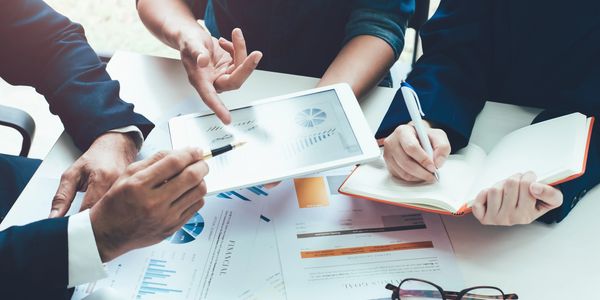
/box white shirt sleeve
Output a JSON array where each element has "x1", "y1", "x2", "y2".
[
  {"x1": 108, "y1": 125, "x2": 144, "y2": 149},
  {"x1": 67, "y1": 209, "x2": 107, "y2": 288},
  {"x1": 66, "y1": 126, "x2": 144, "y2": 288}
]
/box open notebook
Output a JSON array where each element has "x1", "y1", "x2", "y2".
[{"x1": 339, "y1": 113, "x2": 595, "y2": 215}]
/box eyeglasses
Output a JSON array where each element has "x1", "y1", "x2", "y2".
[{"x1": 385, "y1": 278, "x2": 518, "y2": 300}]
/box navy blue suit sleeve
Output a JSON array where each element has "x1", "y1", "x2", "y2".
[
  {"x1": 376, "y1": 0, "x2": 492, "y2": 151},
  {"x1": 0, "y1": 0, "x2": 154, "y2": 151},
  {"x1": 0, "y1": 217, "x2": 72, "y2": 299}
]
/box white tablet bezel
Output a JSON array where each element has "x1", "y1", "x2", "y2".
[{"x1": 168, "y1": 83, "x2": 380, "y2": 194}]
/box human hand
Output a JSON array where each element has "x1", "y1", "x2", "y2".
[
  {"x1": 471, "y1": 172, "x2": 563, "y2": 226},
  {"x1": 178, "y1": 27, "x2": 262, "y2": 124},
  {"x1": 383, "y1": 122, "x2": 451, "y2": 182},
  {"x1": 49, "y1": 132, "x2": 139, "y2": 218},
  {"x1": 90, "y1": 148, "x2": 208, "y2": 262}
]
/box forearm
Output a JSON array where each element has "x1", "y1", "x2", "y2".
[
  {"x1": 137, "y1": 0, "x2": 206, "y2": 50},
  {"x1": 318, "y1": 35, "x2": 395, "y2": 98}
]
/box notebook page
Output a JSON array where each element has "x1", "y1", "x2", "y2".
[
  {"x1": 344, "y1": 144, "x2": 486, "y2": 212},
  {"x1": 468, "y1": 113, "x2": 587, "y2": 199}
]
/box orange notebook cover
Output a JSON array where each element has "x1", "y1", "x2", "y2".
[{"x1": 339, "y1": 114, "x2": 595, "y2": 216}]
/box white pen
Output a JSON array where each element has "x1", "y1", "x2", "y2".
[{"x1": 400, "y1": 81, "x2": 439, "y2": 181}]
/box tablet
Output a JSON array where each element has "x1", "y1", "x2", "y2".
[{"x1": 168, "y1": 83, "x2": 380, "y2": 194}]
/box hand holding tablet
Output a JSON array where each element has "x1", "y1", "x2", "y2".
[{"x1": 169, "y1": 83, "x2": 379, "y2": 194}]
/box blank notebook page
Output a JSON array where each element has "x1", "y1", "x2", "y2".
[{"x1": 468, "y1": 113, "x2": 587, "y2": 198}]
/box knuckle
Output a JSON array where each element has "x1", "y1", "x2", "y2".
[
  {"x1": 154, "y1": 151, "x2": 169, "y2": 161},
  {"x1": 398, "y1": 124, "x2": 411, "y2": 132},
  {"x1": 505, "y1": 178, "x2": 519, "y2": 189},
  {"x1": 165, "y1": 155, "x2": 186, "y2": 171},
  {"x1": 125, "y1": 164, "x2": 138, "y2": 176},
  {"x1": 404, "y1": 143, "x2": 420, "y2": 156},
  {"x1": 188, "y1": 169, "x2": 204, "y2": 183},
  {"x1": 489, "y1": 187, "x2": 502, "y2": 198},
  {"x1": 198, "y1": 180, "x2": 208, "y2": 196}
]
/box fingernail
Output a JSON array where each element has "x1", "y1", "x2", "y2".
[
  {"x1": 49, "y1": 209, "x2": 59, "y2": 218},
  {"x1": 531, "y1": 183, "x2": 543, "y2": 196}
]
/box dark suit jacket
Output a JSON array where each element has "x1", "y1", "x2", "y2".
[
  {"x1": 377, "y1": 0, "x2": 600, "y2": 223},
  {"x1": 0, "y1": 0, "x2": 154, "y2": 297}
]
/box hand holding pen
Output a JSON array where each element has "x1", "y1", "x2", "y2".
[{"x1": 382, "y1": 81, "x2": 451, "y2": 183}]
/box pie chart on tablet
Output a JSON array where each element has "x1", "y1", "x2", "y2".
[
  {"x1": 296, "y1": 108, "x2": 327, "y2": 128},
  {"x1": 167, "y1": 212, "x2": 205, "y2": 244}
]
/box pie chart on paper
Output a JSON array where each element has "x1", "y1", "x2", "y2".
[
  {"x1": 295, "y1": 108, "x2": 327, "y2": 128},
  {"x1": 167, "y1": 212, "x2": 205, "y2": 244}
]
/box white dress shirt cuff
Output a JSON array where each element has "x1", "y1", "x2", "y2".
[
  {"x1": 67, "y1": 209, "x2": 107, "y2": 288},
  {"x1": 108, "y1": 125, "x2": 144, "y2": 149}
]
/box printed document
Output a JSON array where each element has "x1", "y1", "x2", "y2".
[{"x1": 265, "y1": 170, "x2": 463, "y2": 300}]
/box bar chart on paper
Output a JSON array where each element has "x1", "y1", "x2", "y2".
[{"x1": 136, "y1": 259, "x2": 184, "y2": 299}]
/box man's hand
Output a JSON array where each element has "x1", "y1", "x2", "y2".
[
  {"x1": 472, "y1": 172, "x2": 563, "y2": 226},
  {"x1": 383, "y1": 122, "x2": 451, "y2": 182},
  {"x1": 90, "y1": 148, "x2": 208, "y2": 262},
  {"x1": 49, "y1": 132, "x2": 139, "y2": 218},
  {"x1": 178, "y1": 27, "x2": 262, "y2": 124}
]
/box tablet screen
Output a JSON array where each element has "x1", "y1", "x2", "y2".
[{"x1": 173, "y1": 89, "x2": 363, "y2": 191}]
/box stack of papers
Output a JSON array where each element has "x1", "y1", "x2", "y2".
[{"x1": 72, "y1": 168, "x2": 462, "y2": 300}]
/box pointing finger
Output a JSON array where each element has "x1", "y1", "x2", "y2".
[{"x1": 194, "y1": 79, "x2": 232, "y2": 124}]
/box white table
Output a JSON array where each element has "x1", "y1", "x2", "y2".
[{"x1": 2, "y1": 51, "x2": 598, "y2": 299}]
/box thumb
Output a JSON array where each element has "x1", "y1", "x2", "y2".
[
  {"x1": 183, "y1": 38, "x2": 210, "y2": 68},
  {"x1": 530, "y1": 182, "x2": 563, "y2": 209},
  {"x1": 50, "y1": 171, "x2": 80, "y2": 218}
]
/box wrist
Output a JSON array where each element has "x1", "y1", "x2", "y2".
[
  {"x1": 90, "y1": 206, "x2": 123, "y2": 262},
  {"x1": 97, "y1": 132, "x2": 138, "y2": 163},
  {"x1": 172, "y1": 23, "x2": 209, "y2": 51}
]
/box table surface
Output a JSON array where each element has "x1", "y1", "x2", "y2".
[{"x1": 3, "y1": 51, "x2": 598, "y2": 299}]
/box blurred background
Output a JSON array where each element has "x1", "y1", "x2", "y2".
[{"x1": 0, "y1": 0, "x2": 440, "y2": 159}]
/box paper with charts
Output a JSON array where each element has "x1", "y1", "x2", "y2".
[
  {"x1": 71, "y1": 186, "x2": 270, "y2": 300},
  {"x1": 170, "y1": 90, "x2": 364, "y2": 193},
  {"x1": 264, "y1": 169, "x2": 463, "y2": 300}
]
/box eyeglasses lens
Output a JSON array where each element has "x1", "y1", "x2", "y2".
[
  {"x1": 398, "y1": 280, "x2": 443, "y2": 300},
  {"x1": 461, "y1": 288, "x2": 506, "y2": 300}
]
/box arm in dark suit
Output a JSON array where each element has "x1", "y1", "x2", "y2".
[
  {"x1": 376, "y1": 0, "x2": 493, "y2": 151},
  {"x1": 0, "y1": 0, "x2": 154, "y2": 151},
  {"x1": 0, "y1": 0, "x2": 154, "y2": 294},
  {"x1": 0, "y1": 218, "x2": 72, "y2": 299}
]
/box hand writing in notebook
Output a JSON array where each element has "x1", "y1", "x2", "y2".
[
  {"x1": 383, "y1": 121, "x2": 451, "y2": 182},
  {"x1": 471, "y1": 172, "x2": 563, "y2": 225}
]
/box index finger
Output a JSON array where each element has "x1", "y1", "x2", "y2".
[
  {"x1": 398, "y1": 126, "x2": 435, "y2": 172},
  {"x1": 195, "y1": 80, "x2": 232, "y2": 124},
  {"x1": 428, "y1": 129, "x2": 451, "y2": 168},
  {"x1": 135, "y1": 148, "x2": 204, "y2": 187}
]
